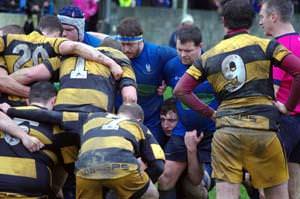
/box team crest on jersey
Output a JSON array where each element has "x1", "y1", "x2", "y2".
[
  {"x1": 174, "y1": 76, "x2": 180, "y2": 81},
  {"x1": 4, "y1": 125, "x2": 29, "y2": 146},
  {"x1": 145, "y1": 64, "x2": 152, "y2": 72}
]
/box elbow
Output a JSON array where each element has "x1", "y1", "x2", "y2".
[
  {"x1": 146, "y1": 160, "x2": 164, "y2": 183},
  {"x1": 156, "y1": 162, "x2": 165, "y2": 178},
  {"x1": 173, "y1": 84, "x2": 183, "y2": 98},
  {"x1": 60, "y1": 41, "x2": 77, "y2": 55},
  {"x1": 188, "y1": 176, "x2": 202, "y2": 186}
]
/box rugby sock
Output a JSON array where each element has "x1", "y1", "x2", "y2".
[{"x1": 159, "y1": 188, "x2": 176, "y2": 199}]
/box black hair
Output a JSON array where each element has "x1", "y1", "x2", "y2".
[
  {"x1": 117, "y1": 17, "x2": 143, "y2": 36},
  {"x1": 29, "y1": 81, "x2": 56, "y2": 104},
  {"x1": 38, "y1": 15, "x2": 63, "y2": 36},
  {"x1": 160, "y1": 97, "x2": 177, "y2": 116},
  {"x1": 221, "y1": 0, "x2": 255, "y2": 29},
  {"x1": 176, "y1": 25, "x2": 202, "y2": 46}
]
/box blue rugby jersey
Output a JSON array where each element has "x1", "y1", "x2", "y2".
[
  {"x1": 164, "y1": 56, "x2": 218, "y2": 136},
  {"x1": 116, "y1": 42, "x2": 177, "y2": 144}
]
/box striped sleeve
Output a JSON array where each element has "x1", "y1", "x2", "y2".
[{"x1": 140, "y1": 124, "x2": 165, "y2": 163}]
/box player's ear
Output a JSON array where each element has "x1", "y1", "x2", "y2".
[
  {"x1": 26, "y1": 99, "x2": 30, "y2": 106},
  {"x1": 50, "y1": 96, "x2": 56, "y2": 105}
]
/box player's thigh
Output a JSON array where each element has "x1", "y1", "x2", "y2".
[
  {"x1": 76, "y1": 175, "x2": 103, "y2": 199},
  {"x1": 108, "y1": 170, "x2": 150, "y2": 199},
  {"x1": 212, "y1": 128, "x2": 243, "y2": 184},
  {"x1": 158, "y1": 159, "x2": 186, "y2": 189},
  {"x1": 243, "y1": 130, "x2": 288, "y2": 189}
]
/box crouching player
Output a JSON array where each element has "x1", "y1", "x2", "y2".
[
  {"x1": 0, "y1": 81, "x2": 71, "y2": 198},
  {"x1": 76, "y1": 103, "x2": 165, "y2": 199}
]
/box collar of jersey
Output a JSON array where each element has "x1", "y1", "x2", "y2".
[{"x1": 224, "y1": 29, "x2": 248, "y2": 39}]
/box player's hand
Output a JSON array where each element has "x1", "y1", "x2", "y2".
[
  {"x1": 157, "y1": 80, "x2": 166, "y2": 96},
  {"x1": 0, "y1": 103, "x2": 11, "y2": 113},
  {"x1": 211, "y1": 111, "x2": 217, "y2": 121},
  {"x1": 56, "y1": 189, "x2": 64, "y2": 199},
  {"x1": 184, "y1": 130, "x2": 204, "y2": 152},
  {"x1": 21, "y1": 134, "x2": 44, "y2": 152},
  {"x1": 121, "y1": 86, "x2": 137, "y2": 103},
  {"x1": 273, "y1": 100, "x2": 289, "y2": 115},
  {"x1": 111, "y1": 64, "x2": 123, "y2": 80},
  {"x1": 137, "y1": 157, "x2": 147, "y2": 170}
]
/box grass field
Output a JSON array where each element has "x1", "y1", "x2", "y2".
[{"x1": 208, "y1": 186, "x2": 250, "y2": 199}]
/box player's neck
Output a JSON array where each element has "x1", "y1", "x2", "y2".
[
  {"x1": 30, "y1": 102, "x2": 47, "y2": 110},
  {"x1": 272, "y1": 22, "x2": 295, "y2": 38},
  {"x1": 117, "y1": 113, "x2": 130, "y2": 120}
]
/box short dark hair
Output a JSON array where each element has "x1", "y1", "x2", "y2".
[
  {"x1": 38, "y1": 15, "x2": 63, "y2": 36},
  {"x1": 100, "y1": 37, "x2": 122, "y2": 51},
  {"x1": 29, "y1": 81, "x2": 56, "y2": 104},
  {"x1": 221, "y1": 0, "x2": 255, "y2": 29},
  {"x1": 0, "y1": 25, "x2": 24, "y2": 35},
  {"x1": 160, "y1": 98, "x2": 177, "y2": 116},
  {"x1": 116, "y1": 17, "x2": 143, "y2": 36},
  {"x1": 118, "y1": 103, "x2": 144, "y2": 122},
  {"x1": 176, "y1": 25, "x2": 202, "y2": 46},
  {"x1": 263, "y1": 0, "x2": 294, "y2": 23}
]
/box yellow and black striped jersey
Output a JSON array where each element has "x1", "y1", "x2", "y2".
[
  {"x1": 0, "y1": 105, "x2": 65, "y2": 196},
  {"x1": 75, "y1": 112, "x2": 165, "y2": 180},
  {"x1": 0, "y1": 31, "x2": 65, "y2": 73},
  {"x1": 0, "y1": 31, "x2": 66, "y2": 106},
  {"x1": 6, "y1": 107, "x2": 87, "y2": 169},
  {"x1": 186, "y1": 32, "x2": 290, "y2": 130},
  {"x1": 54, "y1": 46, "x2": 136, "y2": 113}
]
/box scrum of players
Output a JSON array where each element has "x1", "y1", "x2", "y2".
[{"x1": 0, "y1": 0, "x2": 300, "y2": 199}]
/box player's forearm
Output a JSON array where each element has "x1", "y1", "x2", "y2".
[
  {"x1": 186, "y1": 149, "x2": 203, "y2": 186},
  {"x1": 59, "y1": 40, "x2": 116, "y2": 67},
  {"x1": 10, "y1": 64, "x2": 52, "y2": 85},
  {"x1": 10, "y1": 68, "x2": 35, "y2": 84},
  {"x1": 87, "y1": 32, "x2": 109, "y2": 40},
  {"x1": 7, "y1": 108, "x2": 62, "y2": 125},
  {"x1": 0, "y1": 111, "x2": 27, "y2": 140},
  {"x1": 174, "y1": 73, "x2": 215, "y2": 118},
  {"x1": 0, "y1": 75, "x2": 29, "y2": 97}
]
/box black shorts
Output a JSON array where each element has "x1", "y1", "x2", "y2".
[
  {"x1": 278, "y1": 115, "x2": 300, "y2": 163},
  {"x1": 164, "y1": 132, "x2": 213, "y2": 163}
]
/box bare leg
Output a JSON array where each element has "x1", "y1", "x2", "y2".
[
  {"x1": 158, "y1": 160, "x2": 186, "y2": 190},
  {"x1": 141, "y1": 181, "x2": 159, "y2": 199},
  {"x1": 264, "y1": 182, "x2": 288, "y2": 199},
  {"x1": 288, "y1": 163, "x2": 300, "y2": 199},
  {"x1": 216, "y1": 181, "x2": 240, "y2": 199},
  {"x1": 182, "y1": 176, "x2": 208, "y2": 199}
]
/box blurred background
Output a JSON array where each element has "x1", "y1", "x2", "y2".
[{"x1": 0, "y1": 0, "x2": 299, "y2": 49}]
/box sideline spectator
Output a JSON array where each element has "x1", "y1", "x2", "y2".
[{"x1": 72, "y1": 0, "x2": 99, "y2": 31}]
